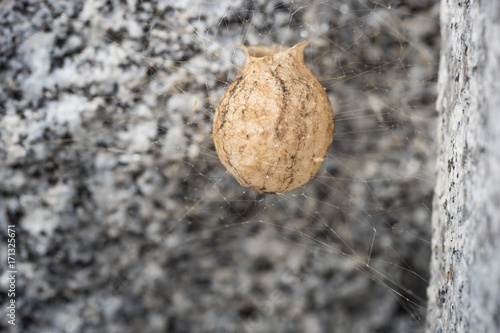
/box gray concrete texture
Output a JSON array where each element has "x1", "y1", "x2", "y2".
[{"x1": 427, "y1": 0, "x2": 500, "y2": 332}]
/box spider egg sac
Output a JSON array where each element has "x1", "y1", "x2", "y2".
[{"x1": 213, "y1": 41, "x2": 335, "y2": 194}]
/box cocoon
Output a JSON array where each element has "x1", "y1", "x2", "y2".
[{"x1": 213, "y1": 42, "x2": 334, "y2": 194}]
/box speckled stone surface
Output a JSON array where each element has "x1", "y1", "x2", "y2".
[
  {"x1": 427, "y1": 0, "x2": 500, "y2": 331},
  {"x1": 0, "y1": 1, "x2": 439, "y2": 332}
]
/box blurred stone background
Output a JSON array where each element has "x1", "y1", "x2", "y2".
[{"x1": 0, "y1": 0, "x2": 439, "y2": 332}]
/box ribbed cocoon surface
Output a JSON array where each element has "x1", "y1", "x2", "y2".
[{"x1": 213, "y1": 42, "x2": 335, "y2": 194}]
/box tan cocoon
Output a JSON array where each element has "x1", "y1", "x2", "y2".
[{"x1": 213, "y1": 42, "x2": 334, "y2": 194}]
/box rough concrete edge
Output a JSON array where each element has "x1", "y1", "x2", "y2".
[{"x1": 427, "y1": 0, "x2": 500, "y2": 332}]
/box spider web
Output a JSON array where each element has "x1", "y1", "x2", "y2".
[{"x1": 0, "y1": 0, "x2": 439, "y2": 332}]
